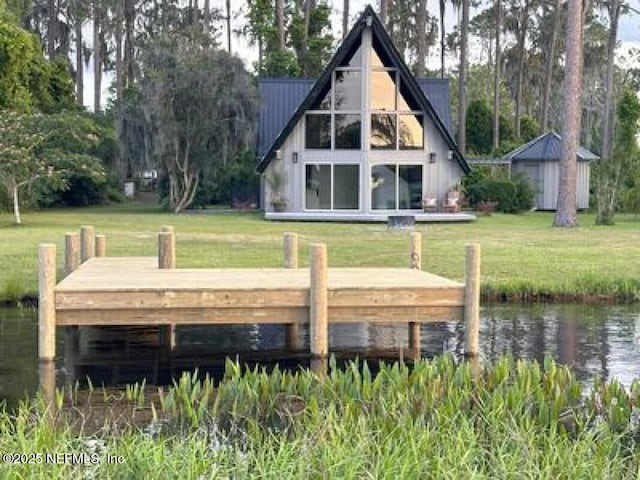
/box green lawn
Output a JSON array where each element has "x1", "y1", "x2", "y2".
[{"x1": 2, "y1": 203, "x2": 640, "y2": 302}]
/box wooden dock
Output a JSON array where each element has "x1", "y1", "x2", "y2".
[{"x1": 38, "y1": 227, "x2": 480, "y2": 363}]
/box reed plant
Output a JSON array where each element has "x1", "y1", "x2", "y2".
[{"x1": 1, "y1": 356, "x2": 638, "y2": 478}]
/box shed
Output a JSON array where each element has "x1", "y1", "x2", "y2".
[{"x1": 503, "y1": 132, "x2": 598, "y2": 210}]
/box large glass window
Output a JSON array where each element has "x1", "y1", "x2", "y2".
[
  {"x1": 335, "y1": 114, "x2": 361, "y2": 149},
  {"x1": 333, "y1": 165, "x2": 359, "y2": 209},
  {"x1": 371, "y1": 114, "x2": 396, "y2": 150},
  {"x1": 398, "y1": 165, "x2": 423, "y2": 209},
  {"x1": 398, "y1": 114, "x2": 423, "y2": 149},
  {"x1": 306, "y1": 164, "x2": 359, "y2": 210},
  {"x1": 334, "y1": 70, "x2": 361, "y2": 110},
  {"x1": 371, "y1": 164, "x2": 423, "y2": 210},
  {"x1": 370, "y1": 71, "x2": 396, "y2": 111},
  {"x1": 305, "y1": 114, "x2": 331, "y2": 149},
  {"x1": 371, "y1": 165, "x2": 397, "y2": 209}
]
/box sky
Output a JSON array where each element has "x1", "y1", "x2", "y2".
[{"x1": 83, "y1": 0, "x2": 640, "y2": 109}]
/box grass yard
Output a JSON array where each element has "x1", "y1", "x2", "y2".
[{"x1": 2, "y1": 203, "x2": 640, "y2": 303}]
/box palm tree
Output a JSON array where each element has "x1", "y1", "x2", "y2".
[{"x1": 554, "y1": 0, "x2": 583, "y2": 227}]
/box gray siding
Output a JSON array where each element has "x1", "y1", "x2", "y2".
[{"x1": 513, "y1": 160, "x2": 590, "y2": 210}]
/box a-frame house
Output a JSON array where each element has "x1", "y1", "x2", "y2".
[{"x1": 257, "y1": 5, "x2": 472, "y2": 221}]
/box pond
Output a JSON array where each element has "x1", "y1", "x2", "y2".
[{"x1": 1, "y1": 303, "x2": 639, "y2": 410}]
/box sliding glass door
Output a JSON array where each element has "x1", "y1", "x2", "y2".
[{"x1": 371, "y1": 164, "x2": 423, "y2": 210}]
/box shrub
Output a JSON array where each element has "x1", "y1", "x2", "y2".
[{"x1": 464, "y1": 167, "x2": 534, "y2": 213}]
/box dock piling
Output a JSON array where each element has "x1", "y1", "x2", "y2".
[
  {"x1": 283, "y1": 233, "x2": 301, "y2": 350},
  {"x1": 409, "y1": 232, "x2": 422, "y2": 356},
  {"x1": 38, "y1": 244, "x2": 56, "y2": 361},
  {"x1": 283, "y1": 232, "x2": 299, "y2": 268},
  {"x1": 64, "y1": 233, "x2": 79, "y2": 276},
  {"x1": 80, "y1": 225, "x2": 95, "y2": 263},
  {"x1": 464, "y1": 243, "x2": 481, "y2": 356},
  {"x1": 158, "y1": 229, "x2": 176, "y2": 269},
  {"x1": 158, "y1": 227, "x2": 176, "y2": 348},
  {"x1": 309, "y1": 243, "x2": 328, "y2": 357},
  {"x1": 95, "y1": 234, "x2": 106, "y2": 257}
]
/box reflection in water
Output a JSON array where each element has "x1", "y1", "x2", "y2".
[{"x1": 1, "y1": 304, "x2": 640, "y2": 410}]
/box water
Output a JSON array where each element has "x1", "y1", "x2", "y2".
[{"x1": 1, "y1": 303, "x2": 639, "y2": 410}]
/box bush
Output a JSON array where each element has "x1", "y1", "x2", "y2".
[{"x1": 464, "y1": 167, "x2": 534, "y2": 213}]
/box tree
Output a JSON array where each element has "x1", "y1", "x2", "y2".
[
  {"x1": 0, "y1": 9, "x2": 75, "y2": 112},
  {"x1": 554, "y1": 0, "x2": 583, "y2": 228},
  {"x1": 493, "y1": 0, "x2": 502, "y2": 150},
  {"x1": 466, "y1": 98, "x2": 493, "y2": 154},
  {"x1": 458, "y1": 0, "x2": 470, "y2": 153},
  {"x1": 130, "y1": 34, "x2": 257, "y2": 213},
  {"x1": 0, "y1": 111, "x2": 106, "y2": 224},
  {"x1": 594, "y1": 87, "x2": 640, "y2": 224},
  {"x1": 342, "y1": 0, "x2": 349, "y2": 38},
  {"x1": 600, "y1": 0, "x2": 622, "y2": 164},
  {"x1": 540, "y1": 0, "x2": 563, "y2": 131}
]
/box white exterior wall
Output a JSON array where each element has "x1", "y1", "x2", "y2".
[
  {"x1": 263, "y1": 116, "x2": 464, "y2": 213},
  {"x1": 513, "y1": 160, "x2": 590, "y2": 210}
]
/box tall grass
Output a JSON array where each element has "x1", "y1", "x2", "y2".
[{"x1": 1, "y1": 356, "x2": 638, "y2": 478}]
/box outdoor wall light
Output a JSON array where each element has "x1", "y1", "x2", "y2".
[
  {"x1": 429, "y1": 152, "x2": 437, "y2": 163},
  {"x1": 292, "y1": 152, "x2": 298, "y2": 163}
]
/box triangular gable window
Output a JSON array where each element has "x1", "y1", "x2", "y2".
[
  {"x1": 369, "y1": 35, "x2": 423, "y2": 150},
  {"x1": 306, "y1": 33, "x2": 362, "y2": 150}
]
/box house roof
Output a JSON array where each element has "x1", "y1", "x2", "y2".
[
  {"x1": 503, "y1": 131, "x2": 599, "y2": 162},
  {"x1": 256, "y1": 5, "x2": 469, "y2": 174}
]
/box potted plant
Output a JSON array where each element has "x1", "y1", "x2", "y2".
[{"x1": 265, "y1": 169, "x2": 288, "y2": 212}]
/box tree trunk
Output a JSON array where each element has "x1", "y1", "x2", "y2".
[
  {"x1": 93, "y1": 0, "x2": 102, "y2": 112},
  {"x1": 380, "y1": 0, "x2": 388, "y2": 25},
  {"x1": 12, "y1": 182, "x2": 21, "y2": 225},
  {"x1": 493, "y1": 0, "x2": 501, "y2": 150},
  {"x1": 115, "y1": 0, "x2": 124, "y2": 102},
  {"x1": 415, "y1": 0, "x2": 427, "y2": 77},
  {"x1": 439, "y1": 0, "x2": 445, "y2": 78},
  {"x1": 226, "y1": 0, "x2": 231, "y2": 52},
  {"x1": 600, "y1": 0, "x2": 620, "y2": 162},
  {"x1": 204, "y1": 0, "x2": 210, "y2": 31},
  {"x1": 74, "y1": 0, "x2": 83, "y2": 105},
  {"x1": 47, "y1": 0, "x2": 56, "y2": 59},
  {"x1": 553, "y1": 0, "x2": 583, "y2": 228},
  {"x1": 276, "y1": 0, "x2": 286, "y2": 52},
  {"x1": 514, "y1": 0, "x2": 530, "y2": 139},
  {"x1": 541, "y1": 0, "x2": 562, "y2": 131},
  {"x1": 342, "y1": 0, "x2": 349, "y2": 39},
  {"x1": 457, "y1": 0, "x2": 469, "y2": 154},
  {"x1": 125, "y1": 0, "x2": 135, "y2": 87}
]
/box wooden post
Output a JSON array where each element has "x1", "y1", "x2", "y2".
[
  {"x1": 464, "y1": 243, "x2": 481, "y2": 356},
  {"x1": 38, "y1": 360, "x2": 56, "y2": 419},
  {"x1": 64, "y1": 232, "x2": 79, "y2": 276},
  {"x1": 409, "y1": 232, "x2": 422, "y2": 357},
  {"x1": 39, "y1": 244, "x2": 56, "y2": 361},
  {"x1": 409, "y1": 231, "x2": 422, "y2": 270},
  {"x1": 80, "y1": 225, "x2": 95, "y2": 263},
  {"x1": 283, "y1": 232, "x2": 298, "y2": 268},
  {"x1": 283, "y1": 232, "x2": 301, "y2": 350},
  {"x1": 309, "y1": 243, "x2": 328, "y2": 357},
  {"x1": 158, "y1": 231, "x2": 175, "y2": 269},
  {"x1": 158, "y1": 227, "x2": 176, "y2": 348},
  {"x1": 95, "y1": 234, "x2": 106, "y2": 257}
]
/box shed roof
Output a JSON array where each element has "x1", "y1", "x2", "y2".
[
  {"x1": 257, "y1": 77, "x2": 454, "y2": 159},
  {"x1": 256, "y1": 5, "x2": 469, "y2": 174},
  {"x1": 503, "y1": 131, "x2": 599, "y2": 162}
]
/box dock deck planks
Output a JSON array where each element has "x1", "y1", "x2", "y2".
[{"x1": 54, "y1": 257, "x2": 465, "y2": 326}]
